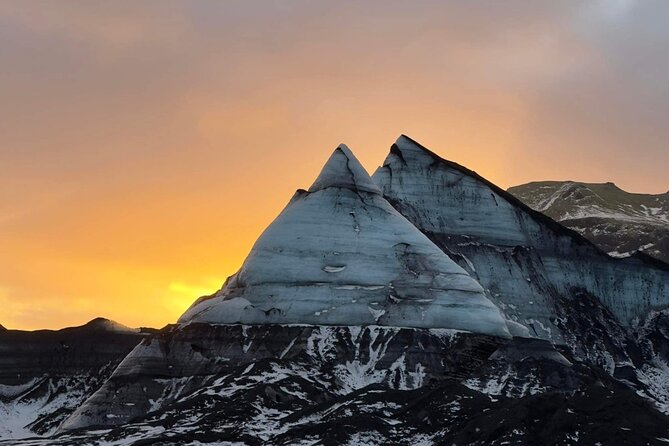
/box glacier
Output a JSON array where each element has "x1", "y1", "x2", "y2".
[
  {"x1": 179, "y1": 144, "x2": 510, "y2": 338},
  {"x1": 372, "y1": 135, "x2": 669, "y2": 344}
]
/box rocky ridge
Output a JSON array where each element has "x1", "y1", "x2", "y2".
[{"x1": 509, "y1": 180, "x2": 669, "y2": 262}]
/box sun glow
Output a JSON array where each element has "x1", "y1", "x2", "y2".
[{"x1": 1, "y1": 2, "x2": 667, "y2": 330}]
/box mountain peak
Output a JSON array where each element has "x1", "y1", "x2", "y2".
[
  {"x1": 80, "y1": 317, "x2": 138, "y2": 333},
  {"x1": 308, "y1": 144, "x2": 381, "y2": 194},
  {"x1": 377, "y1": 135, "x2": 454, "y2": 172},
  {"x1": 179, "y1": 141, "x2": 510, "y2": 338},
  {"x1": 394, "y1": 134, "x2": 436, "y2": 157}
]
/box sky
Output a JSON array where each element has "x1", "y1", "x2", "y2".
[{"x1": 1, "y1": 1, "x2": 668, "y2": 330}]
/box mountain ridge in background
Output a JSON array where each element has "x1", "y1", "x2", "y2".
[
  {"x1": 0, "y1": 318, "x2": 150, "y2": 439},
  {"x1": 509, "y1": 181, "x2": 669, "y2": 263}
]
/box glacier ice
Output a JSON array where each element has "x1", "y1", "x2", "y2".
[
  {"x1": 179, "y1": 145, "x2": 511, "y2": 338},
  {"x1": 373, "y1": 135, "x2": 669, "y2": 342}
]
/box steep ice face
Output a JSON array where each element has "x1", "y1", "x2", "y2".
[
  {"x1": 308, "y1": 144, "x2": 381, "y2": 194},
  {"x1": 180, "y1": 145, "x2": 510, "y2": 338},
  {"x1": 373, "y1": 135, "x2": 669, "y2": 342}
]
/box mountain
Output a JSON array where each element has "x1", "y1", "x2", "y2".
[
  {"x1": 373, "y1": 136, "x2": 669, "y2": 332},
  {"x1": 58, "y1": 144, "x2": 511, "y2": 433},
  {"x1": 73, "y1": 317, "x2": 140, "y2": 333},
  {"x1": 179, "y1": 145, "x2": 509, "y2": 337},
  {"x1": 0, "y1": 318, "x2": 148, "y2": 439},
  {"x1": 509, "y1": 181, "x2": 669, "y2": 263},
  {"x1": 3, "y1": 138, "x2": 669, "y2": 445},
  {"x1": 372, "y1": 135, "x2": 669, "y2": 401}
]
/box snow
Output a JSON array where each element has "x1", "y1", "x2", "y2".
[
  {"x1": 561, "y1": 204, "x2": 668, "y2": 224},
  {"x1": 635, "y1": 359, "x2": 669, "y2": 414},
  {"x1": 52, "y1": 324, "x2": 468, "y2": 443},
  {"x1": 345, "y1": 432, "x2": 388, "y2": 445},
  {"x1": 536, "y1": 182, "x2": 573, "y2": 212},
  {"x1": 0, "y1": 375, "x2": 105, "y2": 440},
  {"x1": 0, "y1": 378, "x2": 41, "y2": 399},
  {"x1": 522, "y1": 182, "x2": 669, "y2": 226},
  {"x1": 608, "y1": 250, "x2": 632, "y2": 258},
  {"x1": 180, "y1": 144, "x2": 510, "y2": 338}
]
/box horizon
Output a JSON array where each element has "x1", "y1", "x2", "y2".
[{"x1": 2, "y1": 1, "x2": 669, "y2": 330}]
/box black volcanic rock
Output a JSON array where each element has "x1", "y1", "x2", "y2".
[
  {"x1": 59, "y1": 323, "x2": 504, "y2": 431},
  {"x1": 6, "y1": 331, "x2": 669, "y2": 445},
  {"x1": 0, "y1": 319, "x2": 143, "y2": 386}
]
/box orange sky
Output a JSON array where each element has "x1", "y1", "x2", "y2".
[{"x1": 1, "y1": 1, "x2": 668, "y2": 330}]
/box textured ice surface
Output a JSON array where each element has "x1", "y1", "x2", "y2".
[
  {"x1": 180, "y1": 145, "x2": 510, "y2": 338},
  {"x1": 373, "y1": 135, "x2": 669, "y2": 341}
]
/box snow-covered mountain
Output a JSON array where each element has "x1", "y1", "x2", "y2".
[
  {"x1": 3, "y1": 137, "x2": 669, "y2": 445},
  {"x1": 0, "y1": 319, "x2": 149, "y2": 440},
  {"x1": 509, "y1": 181, "x2": 669, "y2": 263},
  {"x1": 179, "y1": 145, "x2": 509, "y2": 337}
]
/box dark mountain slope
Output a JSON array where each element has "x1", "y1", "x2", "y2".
[
  {"x1": 0, "y1": 318, "x2": 148, "y2": 438},
  {"x1": 509, "y1": 180, "x2": 669, "y2": 263}
]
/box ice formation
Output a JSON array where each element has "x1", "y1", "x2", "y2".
[
  {"x1": 179, "y1": 145, "x2": 510, "y2": 338},
  {"x1": 373, "y1": 135, "x2": 669, "y2": 341}
]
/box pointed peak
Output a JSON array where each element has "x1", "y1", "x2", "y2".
[
  {"x1": 397, "y1": 134, "x2": 419, "y2": 146},
  {"x1": 374, "y1": 135, "x2": 448, "y2": 177},
  {"x1": 393, "y1": 135, "x2": 442, "y2": 160},
  {"x1": 308, "y1": 144, "x2": 381, "y2": 194}
]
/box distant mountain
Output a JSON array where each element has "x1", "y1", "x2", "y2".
[
  {"x1": 0, "y1": 318, "x2": 149, "y2": 439},
  {"x1": 509, "y1": 181, "x2": 669, "y2": 263}
]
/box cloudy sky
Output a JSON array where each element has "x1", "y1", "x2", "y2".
[{"x1": 1, "y1": 0, "x2": 668, "y2": 329}]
